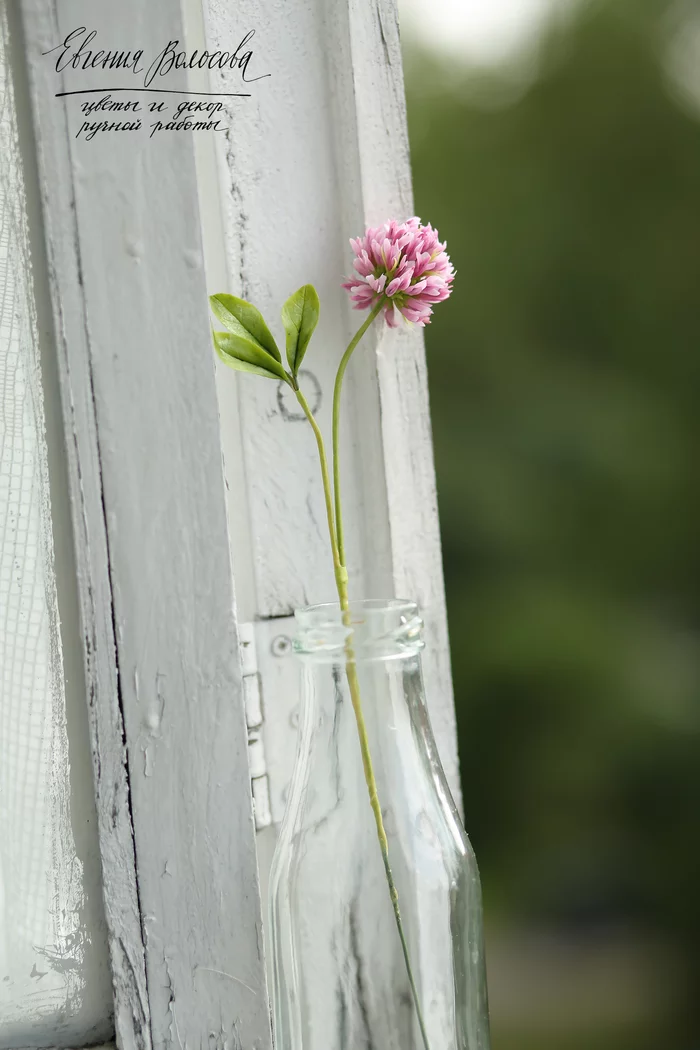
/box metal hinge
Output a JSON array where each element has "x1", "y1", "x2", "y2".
[
  {"x1": 238, "y1": 616, "x2": 300, "y2": 833},
  {"x1": 239, "y1": 622, "x2": 272, "y2": 830}
]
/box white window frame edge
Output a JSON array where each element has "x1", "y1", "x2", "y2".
[
  {"x1": 15, "y1": 1, "x2": 273, "y2": 1048},
  {"x1": 342, "y1": 0, "x2": 460, "y2": 797}
]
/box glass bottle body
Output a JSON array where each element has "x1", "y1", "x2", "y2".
[{"x1": 269, "y1": 600, "x2": 491, "y2": 1050}]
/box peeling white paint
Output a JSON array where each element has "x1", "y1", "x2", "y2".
[{"x1": 17, "y1": 0, "x2": 274, "y2": 1044}]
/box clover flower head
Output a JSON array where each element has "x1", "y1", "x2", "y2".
[{"x1": 341, "y1": 217, "x2": 455, "y2": 328}]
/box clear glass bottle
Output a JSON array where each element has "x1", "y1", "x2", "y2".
[{"x1": 269, "y1": 599, "x2": 490, "y2": 1050}]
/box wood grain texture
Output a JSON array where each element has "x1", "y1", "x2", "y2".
[
  {"x1": 203, "y1": 0, "x2": 461, "y2": 803},
  {"x1": 18, "y1": 2, "x2": 272, "y2": 1047}
]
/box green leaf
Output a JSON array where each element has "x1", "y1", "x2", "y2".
[
  {"x1": 281, "y1": 284, "x2": 320, "y2": 376},
  {"x1": 212, "y1": 329, "x2": 289, "y2": 382},
  {"x1": 210, "y1": 293, "x2": 281, "y2": 362}
]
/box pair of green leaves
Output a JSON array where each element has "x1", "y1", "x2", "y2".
[{"x1": 210, "y1": 285, "x2": 320, "y2": 384}]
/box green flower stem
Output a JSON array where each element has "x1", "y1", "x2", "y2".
[
  {"x1": 332, "y1": 302, "x2": 384, "y2": 565},
  {"x1": 296, "y1": 305, "x2": 432, "y2": 1050},
  {"x1": 338, "y1": 589, "x2": 432, "y2": 1050},
  {"x1": 293, "y1": 385, "x2": 346, "y2": 593}
]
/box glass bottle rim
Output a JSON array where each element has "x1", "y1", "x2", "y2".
[{"x1": 294, "y1": 598, "x2": 424, "y2": 660}]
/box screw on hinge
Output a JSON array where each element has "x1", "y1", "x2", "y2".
[{"x1": 271, "y1": 635, "x2": 292, "y2": 657}]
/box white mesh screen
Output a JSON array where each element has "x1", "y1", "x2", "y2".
[{"x1": 0, "y1": 12, "x2": 111, "y2": 1045}]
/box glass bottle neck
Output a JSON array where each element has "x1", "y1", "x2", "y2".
[{"x1": 294, "y1": 598, "x2": 425, "y2": 663}]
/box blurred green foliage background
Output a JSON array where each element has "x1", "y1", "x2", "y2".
[{"x1": 403, "y1": 1, "x2": 700, "y2": 1046}]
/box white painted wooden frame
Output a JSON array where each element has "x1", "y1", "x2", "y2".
[
  {"x1": 200, "y1": 0, "x2": 460, "y2": 822},
  {"x1": 6, "y1": 0, "x2": 459, "y2": 1044},
  {"x1": 14, "y1": 1, "x2": 272, "y2": 1047}
]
